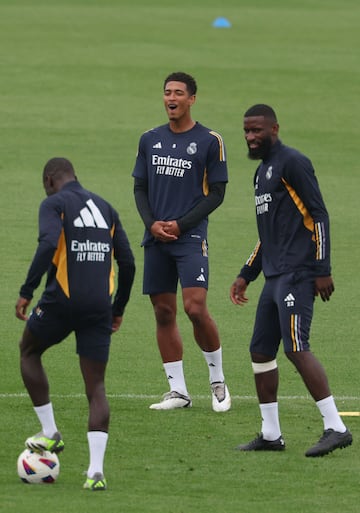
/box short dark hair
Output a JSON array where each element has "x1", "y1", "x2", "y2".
[
  {"x1": 244, "y1": 104, "x2": 277, "y2": 122},
  {"x1": 163, "y1": 72, "x2": 197, "y2": 96},
  {"x1": 43, "y1": 157, "x2": 75, "y2": 179}
]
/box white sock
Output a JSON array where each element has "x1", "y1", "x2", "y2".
[
  {"x1": 316, "y1": 395, "x2": 346, "y2": 432},
  {"x1": 34, "y1": 403, "x2": 58, "y2": 438},
  {"x1": 260, "y1": 402, "x2": 281, "y2": 441},
  {"x1": 163, "y1": 361, "x2": 188, "y2": 396},
  {"x1": 87, "y1": 431, "x2": 108, "y2": 477},
  {"x1": 202, "y1": 347, "x2": 225, "y2": 384}
]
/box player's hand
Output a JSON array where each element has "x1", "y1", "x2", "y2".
[
  {"x1": 151, "y1": 221, "x2": 178, "y2": 242},
  {"x1": 15, "y1": 297, "x2": 31, "y2": 321},
  {"x1": 230, "y1": 277, "x2": 249, "y2": 306},
  {"x1": 112, "y1": 315, "x2": 123, "y2": 333},
  {"x1": 315, "y1": 276, "x2": 334, "y2": 302},
  {"x1": 163, "y1": 220, "x2": 180, "y2": 237}
]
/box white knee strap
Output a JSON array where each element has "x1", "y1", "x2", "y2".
[{"x1": 252, "y1": 359, "x2": 277, "y2": 374}]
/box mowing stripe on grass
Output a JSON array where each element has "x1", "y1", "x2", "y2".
[{"x1": 0, "y1": 392, "x2": 359, "y2": 401}]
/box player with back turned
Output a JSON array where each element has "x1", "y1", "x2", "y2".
[
  {"x1": 15, "y1": 157, "x2": 135, "y2": 490},
  {"x1": 230, "y1": 104, "x2": 352, "y2": 457}
]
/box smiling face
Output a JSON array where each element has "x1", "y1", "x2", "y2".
[
  {"x1": 243, "y1": 115, "x2": 279, "y2": 160},
  {"x1": 163, "y1": 80, "x2": 196, "y2": 124}
]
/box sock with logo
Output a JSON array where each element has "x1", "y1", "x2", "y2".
[
  {"x1": 202, "y1": 347, "x2": 225, "y2": 384},
  {"x1": 163, "y1": 361, "x2": 189, "y2": 397},
  {"x1": 316, "y1": 395, "x2": 347, "y2": 432}
]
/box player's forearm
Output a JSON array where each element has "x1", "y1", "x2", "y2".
[
  {"x1": 238, "y1": 240, "x2": 263, "y2": 283},
  {"x1": 19, "y1": 242, "x2": 56, "y2": 299},
  {"x1": 134, "y1": 179, "x2": 155, "y2": 230},
  {"x1": 177, "y1": 182, "x2": 226, "y2": 233},
  {"x1": 112, "y1": 261, "x2": 136, "y2": 316}
]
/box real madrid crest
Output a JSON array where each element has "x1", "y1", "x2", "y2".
[
  {"x1": 187, "y1": 142, "x2": 197, "y2": 155},
  {"x1": 266, "y1": 166, "x2": 273, "y2": 180}
]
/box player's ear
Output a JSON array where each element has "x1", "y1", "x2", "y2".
[
  {"x1": 43, "y1": 174, "x2": 55, "y2": 196},
  {"x1": 271, "y1": 123, "x2": 279, "y2": 136},
  {"x1": 189, "y1": 94, "x2": 196, "y2": 107}
]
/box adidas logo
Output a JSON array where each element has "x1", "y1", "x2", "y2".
[
  {"x1": 196, "y1": 273, "x2": 206, "y2": 282},
  {"x1": 73, "y1": 199, "x2": 109, "y2": 229},
  {"x1": 284, "y1": 293, "x2": 295, "y2": 307},
  {"x1": 152, "y1": 142, "x2": 162, "y2": 149}
]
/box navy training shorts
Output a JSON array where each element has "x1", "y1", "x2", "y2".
[
  {"x1": 249, "y1": 271, "x2": 315, "y2": 358},
  {"x1": 26, "y1": 302, "x2": 113, "y2": 363},
  {"x1": 143, "y1": 239, "x2": 209, "y2": 295}
]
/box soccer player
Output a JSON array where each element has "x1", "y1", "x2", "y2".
[
  {"x1": 230, "y1": 104, "x2": 352, "y2": 456},
  {"x1": 132, "y1": 71, "x2": 231, "y2": 411},
  {"x1": 15, "y1": 157, "x2": 135, "y2": 490}
]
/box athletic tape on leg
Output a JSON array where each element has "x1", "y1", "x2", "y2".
[{"x1": 252, "y1": 360, "x2": 277, "y2": 374}]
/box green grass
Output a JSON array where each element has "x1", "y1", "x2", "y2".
[{"x1": 0, "y1": 0, "x2": 359, "y2": 512}]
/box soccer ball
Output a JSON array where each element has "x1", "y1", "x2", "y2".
[{"x1": 17, "y1": 449, "x2": 60, "y2": 484}]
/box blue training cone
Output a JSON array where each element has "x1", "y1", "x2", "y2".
[{"x1": 212, "y1": 17, "x2": 231, "y2": 28}]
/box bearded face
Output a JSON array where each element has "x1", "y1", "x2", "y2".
[
  {"x1": 247, "y1": 135, "x2": 273, "y2": 160},
  {"x1": 243, "y1": 115, "x2": 278, "y2": 161}
]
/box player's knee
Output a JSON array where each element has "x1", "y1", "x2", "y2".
[
  {"x1": 19, "y1": 337, "x2": 36, "y2": 358},
  {"x1": 285, "y1": 350, "x2": 314, "y2": 370},
  {"x1": 153, "y1": 302, "x2": 176, "y2": 326},
  {"x1": 183, "y1": 299, "x2": 204, "y2": 323},
  {"x1": 251, "y1": 359, "x2": 277, "y2": 374},
  {"x1": 19, "y1": 327, "x2": 44, "y2": 357}
]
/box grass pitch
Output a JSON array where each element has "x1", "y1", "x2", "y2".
[{"x1": 0, "y1": 1, "x2": 359, "y2": 512}]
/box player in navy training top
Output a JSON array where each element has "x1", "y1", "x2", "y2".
[
  {"x1": 15, "y1": 157, "x2": 135, "y2": 490},
  {"x1": 230, "y1": 104, "x2": 352, "y2": 457},
  {"x1": 132, "y1": 71, "x2": 231, "y2": 411}
]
